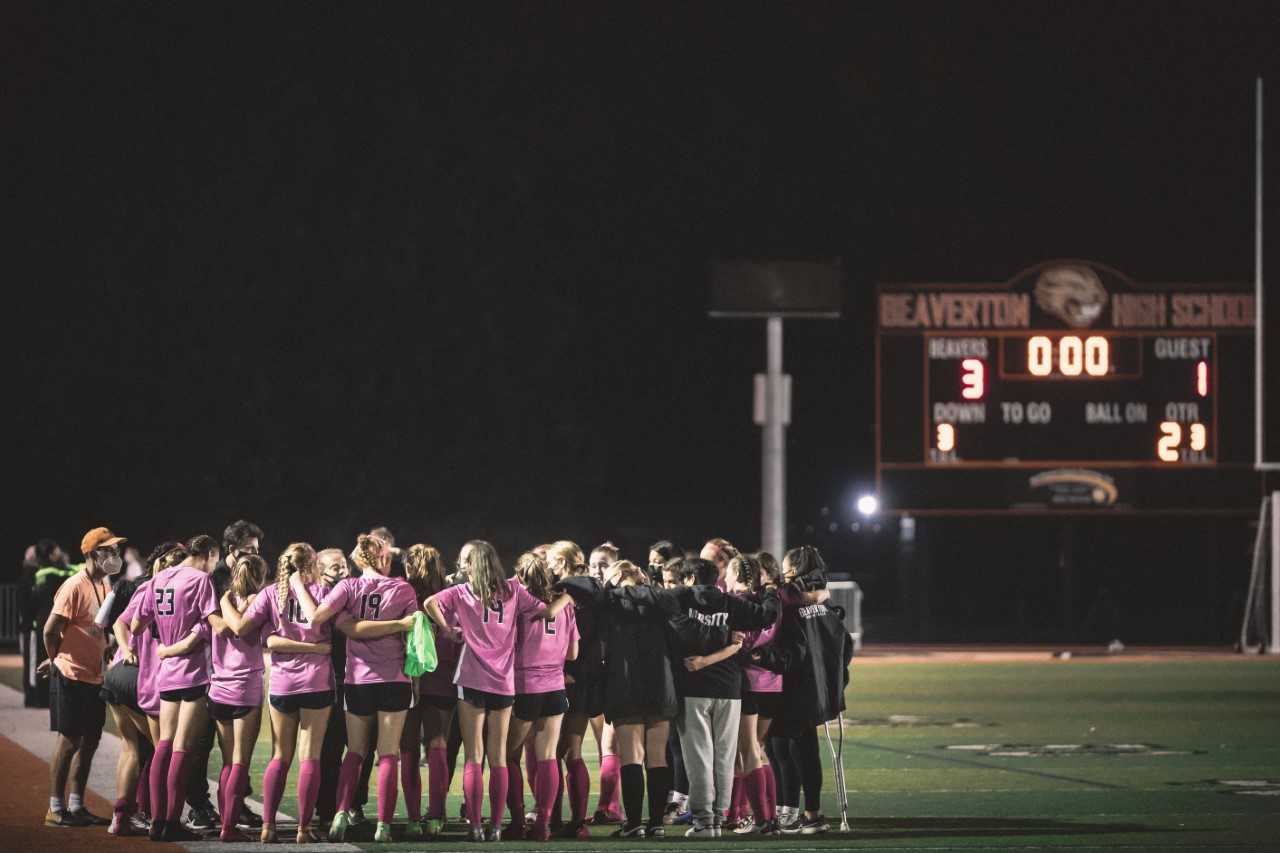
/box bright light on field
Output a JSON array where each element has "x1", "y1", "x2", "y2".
[{"x1": 856, "y1": 494, "x2": 879, "y2": 517}]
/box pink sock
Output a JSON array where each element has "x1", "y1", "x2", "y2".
[
  {"x1": 222, "y1": 763, "x2": 249, "y2": 836},
  {"x1": 756, "y1": 766, "x2": 776, "y2": 821},
  {"x1": 765, "y1": 765, "x2": 778, "y2": 816},
  {"x1": 218, "y1": 764, "x2": 232, "y2": 817},
  {"x1": 297, "y1": 759, "x2": 320, "y2": 828},
  {"x1": 148, "y1": 740, "x2": 171, "y2": 821},
  {"x1": 463, "y1": 762, "x2": 484, "y2": 827},
  {"x1": 164, "y1": 750, "x2": 191, "y2": 825},
  {"x1": 551, "y1": 761, "x2": 564, "y2": 824},
  {"x1": 376, "y1": 755, "x2": 399, "y2": 824},
  {"x1": 114, "y1": 796, "x2": 130, "y2": 818},
  {"x1": 488, "y1": 764, "x2": 509, "y2": 828},
  {"x1": 262, "y1": 758, "x2": 288, "y2": 825},
  {"x1": 597, "y1": 754, "x2": 620, "y2": 816},
  {"x1": 136, "y1": 757, "x2": 151, "y2": 817},
  {"x1": 335, "y1": 751, "x2": 365, "y2": 813},
  {"x1": 534, "y1": 759, "x2": 558, "y2": 828},
  {"x1": 743, "y1": 769, "x2": 765, "y2": 825},
  {"x1": 506, "y1": 764, "x2": 524, "y2": 823},
  {"x1": 399, "y1": 750, "x2": 421, "y2": 822},
  {"x1": 427, "y1": 746, "x2": 449, "y2": 819},
  {"x1": 731, "y1": 773, "x2": 746, "y2": 820},
  {"x1": 566, "y1": 757, "x2": 589, "y2": 823}
]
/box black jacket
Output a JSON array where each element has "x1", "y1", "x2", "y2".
[
  {"x1": 604, "y1": 585, "x2": 780, "y2": 700},
  {"x1": 755, "y1": 587, "x2": 854, "y2": 727},
  {"x1": 556, "y1": 576, "x2": 678, "y2": 722}
]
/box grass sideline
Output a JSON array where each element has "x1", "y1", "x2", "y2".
[{"x1": 4, "y1": 653, "x2": 1278, "y2": 850}]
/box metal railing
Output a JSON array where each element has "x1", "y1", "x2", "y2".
[{"x1": 827, "y1": 580, "x2": 863, "y2": 651}]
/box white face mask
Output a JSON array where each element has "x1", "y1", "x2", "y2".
[{"x1": 100, "y1": 552, "x2": 123, "y2": 576}]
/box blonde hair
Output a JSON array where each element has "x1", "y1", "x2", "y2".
[
  {"x1": 405, "y1": 544, "x2": 447, "y2": 600},
  {"x1": 352, "y1": 533, "x2": 388, "y2": 574},
  {"x1": 231, "y1": 554, "x2": 270, "y2": 603},
  {"x1": 611, "y1": 559, "x2": 648, "y2": 587},
  {"x1": 462, "y1": 539, "x2": 506, "y2": 610},
  {"x1": 514, "y1": 551, "x2": 555, "y2": 604},
  {"x1": 276, "y1": 542, "x2": 318, "y2": 610},
  {"x1": 547, "y1": 540, "x2": 585, "y2": 577},
  {"x1": 590, "y1": 542, "x2": 620, "y2": 564}
]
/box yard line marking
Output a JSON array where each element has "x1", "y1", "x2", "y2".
[{"x1": 850, "y1": 741, "x2": 1124, "y2": 789}]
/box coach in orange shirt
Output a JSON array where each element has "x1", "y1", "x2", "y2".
[{"x1": 40, "y1": 526, "x2": 126, "y2": 828}]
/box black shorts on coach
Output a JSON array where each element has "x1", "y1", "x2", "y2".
[
  {"x1": 345, "y1": 682, "x2": 413, "y2": 715},
  {"x1": 50, "y1": 666, "x2": 106, "y2": 738},
  {"x1": 514, "y1": 689, "x2": 569, "y2": 722}
]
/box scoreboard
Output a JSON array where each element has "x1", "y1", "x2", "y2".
[{"x1": 876, "y1": 260, "x2": 1256, "y2": 513}]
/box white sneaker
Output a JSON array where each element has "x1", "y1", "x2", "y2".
[{"x1": 684, "y1": 821, "x2": 716, "y2": 838}]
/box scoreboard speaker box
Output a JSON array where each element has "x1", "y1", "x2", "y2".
[{"x1": 708, "y1": 258, "x2": 842, "y2": 318}]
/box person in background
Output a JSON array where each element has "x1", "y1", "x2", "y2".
[
  {"x1": 699, "y1": 538, "x2": 739, "y2": 591},
  {"x1": 186, "y1": 518, "x2": 265, "y2": 834},
  {"x1": 25, "y1": 539, "x2": 74, "y2": 708},
  {"x1": 121, "y1": 546, "x2": 145, "y2": 581},
  {"x1": 41, "y1": 527, "x2": 126, "y2": 828},
  {"x1": 369, "y1": 526, "x2": 406, "y2": 578}
]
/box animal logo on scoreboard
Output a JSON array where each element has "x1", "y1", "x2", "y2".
[
  {"x1": 1027, "y1": 468, "x2": 1119, "y2": 507},
  {"x1": 1033, "y1": 264, "x2": 1109, "y2": 328}
]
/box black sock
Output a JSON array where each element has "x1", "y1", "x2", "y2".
[
  {"x1": 645, "y1": 765, "x2": 672, "y2": 827},
  {"x1": 620, "y1": 763, "x2": 645, "y2": 828}
]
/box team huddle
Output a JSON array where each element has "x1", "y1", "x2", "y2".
[{"x1": 40, "y1": 522, "x2": 853, "y2": 843}]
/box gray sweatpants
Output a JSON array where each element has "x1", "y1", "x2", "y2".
[{"x1": 676, "y1": 696, "x2": 741, "y2": 826}]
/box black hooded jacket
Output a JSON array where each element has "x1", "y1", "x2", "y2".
[{"x1": 754, "y1": 586, "x2": 854, "y2": 727}]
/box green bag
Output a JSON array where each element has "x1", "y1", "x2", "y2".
[{"x1": 404, "y1": 612, "x2": 438, "y2": 677}]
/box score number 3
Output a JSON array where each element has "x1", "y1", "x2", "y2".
[
  {"x1": 1157, "y1": 422, "x2": 1207, "y2": 461},
  {"x1": 960, "y1": 358, "x2": 984, "y2": 400}
]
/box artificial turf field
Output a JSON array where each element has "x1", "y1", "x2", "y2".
[{"x1": 226, "y1": 654, "x2": 1280, "y2": 851}]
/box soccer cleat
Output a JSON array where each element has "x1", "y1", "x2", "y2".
[
  {"x1": 799, "y1": 813, "x2": 829, "y2": 834},
  {"x1": 148, "y1": 818, "x2": 168, "y2": 840},
  {"x1": 237, "y1": 802, "x2": 263, "y2": 829},
  {"x1": 573, "y1": 821, "x2": 592, "y2": 840},
  {"x1": 529, "y1": 822, "x2": 551, "y2": 842},
  {"x1": 185, "y1": 802, "x2": 218, "y2": 831},
  {"x1": 328, "y1": 810, "x2": 350, "y2": 842},
  {"x1": 221, "y1": 826, "x2": 252, "y2": 842},
  {"x1": 593, "y1": 808, "x2": 623, "y2": 825},
  {"x1": 130, "y1": 812, "x2": 151, "y2": 833},
  {"x1": 733, "y1": 816, "x2": 758, "y2": 834},
  {"x1": 422, "y1": 817, "x2": 444, "y2": 837},
  {"x1": 466, "y1": 824, "x2": 485, "y2": 842},
  {"x1": 259, "y1": 824, "x2": 278, "y2": 844},
  {"x1": 612, "y1": 822, "x2": 645, "y2": 838},
  {"x1": 162, "y1": 824, "x2": 204, "y2": 842},
  {"x1": 346, "y1": 805, "x2": 368, "y2": 826},
  {"x1": 403, "y1": 820, "x2": 423, "y2": 840},
  {"x1": 69, "y1": 806, "x2": 110, "y2": 826},
  {"x1": 672, "y1": 809, "x2": 694, "y2": 825},
  {"x1": 647, "y1": 823, "x2": 666, "y2": 839},
  {"x1": 484, "y1": 824, "x2": 503, "y2": 842},
  {"x1": 45, "y1": 808, "x2": 85, "y2": 828},
  {"x1": 373, "y1": 821, "x2": 393, "y2": 842},
  {"x1": 525, "y1": 809, "x2": 538, "y2": 824},
  {"x1": 684, "y1": 821, "x2": 716, "y2": 838},
  {"x1": 759, "y1": 819, "x2": 781, "y2": 835},
  {"x1": 108, "y1": 812, "x2": 130, "y2": 836}
]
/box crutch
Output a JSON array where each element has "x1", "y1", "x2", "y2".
[{"x1": 822, "y1": 713, "x2": 850, "y2": 831}]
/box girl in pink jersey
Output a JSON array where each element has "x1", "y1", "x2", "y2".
[
  {"x1": 201, "y1": 553, "x2": 270, "y2": 841},
  {"x1": 105, "y1": 542, "x2": 190, "y2": 835},
  {"x1": 222, "y1": 542, "x2": 332, "y2": 843},
  {"x1": 504, "y1": 552, "x2": 578, "y2": 842},
  {"x1": 130, "y1": 534, "x2": 220, "y2": 842},
  {"x1": 292, "y1": 534, "x2": 419, "y2": 844},
  {"x1": 399, "y1": 544, "x2": 456, "y2": 838},
  {"x1": 426, "y1": 540, "x2": 550, "y2": 842}
]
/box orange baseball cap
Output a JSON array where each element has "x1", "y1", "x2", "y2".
[{"x1": 81, "y1": 526, "x2": 127, "y2": 556}]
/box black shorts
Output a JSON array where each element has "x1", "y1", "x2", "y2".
[
  {"x1": 50, "y1": 667, "x2": 106, "y2": 738},
  {"x1": 565, "y1": 678, "x2": 605, "y2": 718},
  {"x1": 514, "y1": 689, "x2": 569, "y2": 722},
  {"x1": 419, "y1": 693, "x2": 457, "y2": 711},
  {"x1": 459, "y1": 686, "x2": 515, "y2": 711},
  {"x1": 345, "y1": 682, "x2": 413, "y2": 716},
  {"x1": 609, "y1": 705, "x2": 672, "y2": 726},
  {"x1": 207, "y1": 699, "x2": 257, "y2": 721},
  {"x1": 99, "y1": 662, "x2": 140, "y2": 713},
  {"x1": 159, "y1": 684, "x2": 208, "y2": 703},
  {"x1": 270, "y1": 690, "x2": 334, "y2": 714},
  {"x1": 743, "y1": 690, "x2": 783, "y2": 719}
]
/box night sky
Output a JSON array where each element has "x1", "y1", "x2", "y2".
[{"x1": 9, "y1": 3, "x2": 1278, "y2": 614}]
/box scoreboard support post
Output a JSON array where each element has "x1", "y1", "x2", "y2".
[
  {"x1": 1271, "y1": 491, "x2": 1279, "y2": 654},
  {"x1": 762, "y1": 316, "x2": 787, "y2": 559}
]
